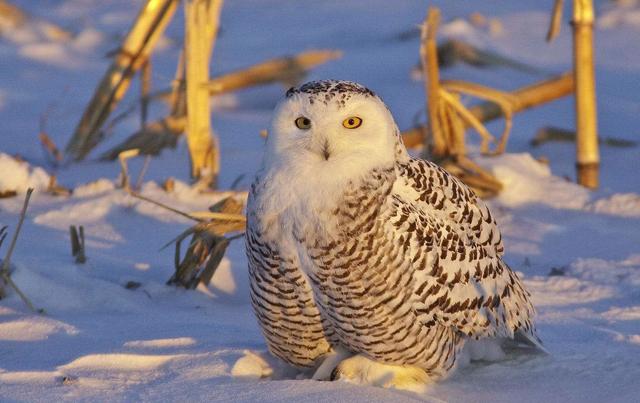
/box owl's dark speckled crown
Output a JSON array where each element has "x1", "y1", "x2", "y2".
[{"x1": 285, "y1": 80, "x2": 376, "y2": 107}]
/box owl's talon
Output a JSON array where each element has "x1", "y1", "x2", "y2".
[{"x1": 329, "y1": 366, "x2": 341, "y2": 381}]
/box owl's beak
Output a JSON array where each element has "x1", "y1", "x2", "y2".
[
  {"x1": 322, "y1": 139, "x2": 330, "y2": 160},
  {"x1": 308, "y1": 136, "x2": 331, "y2": 161}
]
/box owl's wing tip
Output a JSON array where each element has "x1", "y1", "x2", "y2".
[{"x1": 514, "y1": 329, "x2": 550, "y2": 355}]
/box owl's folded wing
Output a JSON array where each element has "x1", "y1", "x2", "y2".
[{"x1": 391, "y1": 158, "x2": 538, "y2": 342}]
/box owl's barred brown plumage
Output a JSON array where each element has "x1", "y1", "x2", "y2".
[{"x1": 245, "y1": 80, "x2": 541, "y2": 385}]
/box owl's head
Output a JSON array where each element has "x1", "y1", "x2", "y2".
[{"x1": 264, "y1": 80, "x2": 401, "y2": 182}]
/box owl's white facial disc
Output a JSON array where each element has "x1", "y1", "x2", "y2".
[
  {"x1": 255, "y1": 81, "x2": 400, "y2": 237},
  {"x1": 264, "y1": 80, "x2": 398, "y2": 187}
]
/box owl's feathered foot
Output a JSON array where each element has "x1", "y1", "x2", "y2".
[
  {"x1": 311, "y1": 346, "x2": 354, "y2": 381},
  {"x1": 330, "y1": 354, "x2": 431, "y2": 393}
]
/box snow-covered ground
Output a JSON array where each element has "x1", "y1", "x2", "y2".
[{"x1": 1, "y1": 1, "x2": 639, "y2": 401}]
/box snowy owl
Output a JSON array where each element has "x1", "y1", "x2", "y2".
[{"x1": 245, "y1": 80, "x2": 542, "y2": 390}]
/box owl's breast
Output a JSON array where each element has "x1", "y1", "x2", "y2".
[
  {"x1": 287, "y1": 168, "x2": 423, "y2": 358},
  {"x1": 296, "y1": 206, "x2": 437, "y2": 366}
]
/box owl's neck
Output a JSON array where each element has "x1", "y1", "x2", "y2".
[{"x1": 253, "y1": 158, "x2": 396, "y2": 242}]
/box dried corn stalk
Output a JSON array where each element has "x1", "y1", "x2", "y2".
[
  {"x1": 440, "y1": 80, "x2": 516, "y2": 155},
  {"x1": 409, "y1": 5, "x2": 577, "y2": 169},
  {"x1": 436, "y1": 39, "x2": 543, "y2": 74},
  {"x1": 145, "y1": 49, "x2": 342, "y2": 104},
  {"x1": 439, "y1": 156, "x2": 503, "y2": 198},
  {"x1": 102, "y1": 51, "x2": 187, "y2": 160},
  {"x1": 38, "y1": 133, "x2": 63, "y2": 165},
  {"x1": 546, "y1": 0, "x2": 565, "y2": 42},
  {"x1": 544, "y1": 0, "x2": 599, "y2": 187},
  {"x1": 0, "y1": 189, "x2": 40, "y2": 312},
  {"x1": 66, "y1": 0, "x2": 178, "y2": 160},
  {"x1": 531, "y1": 126, "x2": 637, "y2": 148},
  {"x1": 69, "y1": 225, "x2": 86, "y2": 264},
  {"x1": 420, "y1": 10, "x2": 500, "y2": 157},
  {"x1": 205, "y1": 50, "x2": 343, "y2": 94},
  {"x1": 127, "y1": 187, "x2": 246, "y2": 289},
  {"x1": 419, "y1": 8, "x2": 514, "y2": 158},
  {"x1": 165, "y1": 197, "x2": 245, "y2": 289},
  {"x1": 47, "y1": 175, "x2": 72, "y2": 197},
  {"x1": 402, "y1": 73, "x2": 575, "y2": 149},
  {"x1": 416, "y1": 7, "x2": 509, "y2": 196},
  {"x1": 184, "y1": 0, "x2": 224, "y2": 187},
  {"x1": 101, "y1": 116, "x2": 184, "y2": 160},
  {"x1": 572, "y1": 0, "x2": 599, "y2": 188},
  {"x1": 117, "y1": 149, "x2": 141, "y2": 191},
  {"x1": 421, "y1": 8, "x2": 446, "y2": 156},
  {"x1": 104, "y1": 49, "x2": 341, "y2": 160}
]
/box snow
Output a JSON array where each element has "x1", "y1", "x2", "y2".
[
  {"x1": 598, "y1": 0, "x2": 640, "y2": 29},
  {"x1": 479, "y1": 153, "x2": 590, "y2": 209},
  {"x1": 1, "y1": 0, "x2": 640, "y2": 402},
  {"x1": 1, "y1": 11, "x2": 104, "y2": 69},
  {"x1": 123, "y1": 337, "x2": 197, "y2": 349},
  {"x1": 231, "y1": 350, "x2": 276, "y2": 380},
  {"x1": 587, "y1": 193, "x2": 640, "y2": 217},
  {"x1": 0, "y1": 153, "x2": 50, "y2": 194},
  {"x1": 0, "y1": 315, "x2": 78, "y2": 341}
]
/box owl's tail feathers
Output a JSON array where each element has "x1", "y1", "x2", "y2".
[{"x1": 514, "y1": 329, "x2": 549, "y2": 355}]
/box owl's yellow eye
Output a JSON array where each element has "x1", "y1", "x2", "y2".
[
  {"x1": 295, "y1": 117, "x2": 311, "y2": 130},
  {"x1": 342, "y1": 116, "x2": 362, "y2": 129}
]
